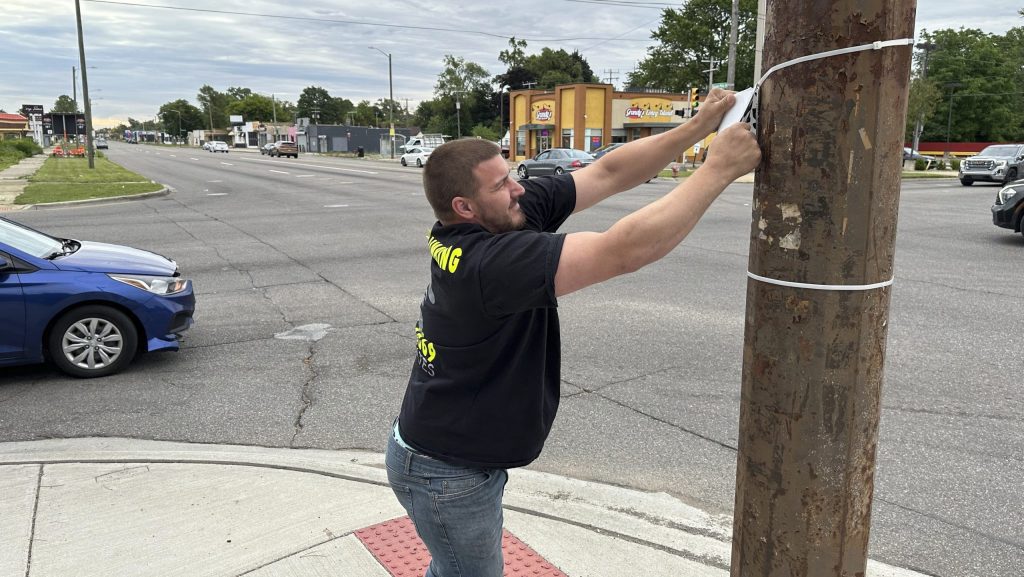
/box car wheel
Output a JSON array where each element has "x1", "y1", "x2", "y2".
[
  {"x1": 960, "y1": 178, "x2": 973, "y2": 186},
  {"x1": 554, "y1": 166, "x2": 564, "y2": 175},
  {"x1": 401, "y1": 158, "x2": 407, "y2": 166},
  {"x1": 416, "y1": 158, "x2": 423, "y2": 167},
  {"x1": 518, "y1": 165, "x2": 528, "y2": 179},
  {"x1": 1004, "y1": 168, "x2": 1018, "y2": 184},
  {"x1": 47, "y1": 305, "x2": 138, "y2": 378}
]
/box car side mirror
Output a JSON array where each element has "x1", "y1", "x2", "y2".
[{"x1": 0, "y1": 255, "x2": 13, "y2": 272}]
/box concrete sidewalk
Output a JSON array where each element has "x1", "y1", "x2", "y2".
[
  {"x1": 0, "y1": 153, "x2": 47, "y2": 210},
  {"x1": 0, "y1": 438, "x2": 926, "y2": 577}
]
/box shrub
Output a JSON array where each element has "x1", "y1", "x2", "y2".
[
  {"x1": 9, "y1": 138, "x2": 42, "y2": 156},
  {"x1": 914, "y1": 159, "x2": 928, "y2": 171},
  {"x1": 950, "y1": 158, "x2": 960, "y2": 171}
]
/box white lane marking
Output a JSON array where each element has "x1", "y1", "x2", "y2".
[
  {"x1": 190, "y1": 157, "x2": 199, "y2": 160},
  {"x1": 221, "y1": 162, "x2": 233, "y2": 166},
  {"x1": 207, "y1": 193, "x2": 228, "y2": 196},
  {"x1": 295, "y1": 174, "x2": 315, "y2": 178},
  {"x1": 238, "y1": 156, "x2": 378, "y2": 174},
  {"x1": 207, "y1": 180, "x2": 222, "y2": 183},
  {"x1": 169, "y1": 154, "x2": 176, "y2": 158},
  {"x1": 269, "y1": 169, "x2": 290, "y2": 174},
  {"x1": 324, "y1": 204, "x2": 350, "y2": 208}
]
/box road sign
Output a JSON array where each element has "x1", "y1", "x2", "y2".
[{"x1": 712, "y1": 82, "x2": 729, "y2": 89}]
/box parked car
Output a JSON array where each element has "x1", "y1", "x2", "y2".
[
  {"x1": 903, "y1": 147, "x2": 935, "y2": 163},
  {"x1": 592, "y1": 142, "x2": 626, "y2": 159},
  {"x1": 991, "y1": 179, "x2": 1024, "y2": 239},
  {"x1": 0, "y1": 216, "x2": 195, "y2": 378},
  {"x1": 959, "y1": 143, "x2": 1024, "y2": 186},
  {"x1": 270, "y1": 141, "x2": 298, "y2": 158},
  {"x1": 94, "y1": 137, "x2": 108, "y2": 150},
  {"x1": 210, "y1": 141, "x2": 230, "y2": 153},
  {"x1": 201, "y1": 141, "x2": 213, "y2": 151},
  {"x1": 517, "y1": 148, "x2": 595, "y2": 178},
  {"x1": 260, "y1": 142, "x2": 277, "y2": 155},
  {"x1": 400, "y1": 147, "x2": 433, "y2": 167}
]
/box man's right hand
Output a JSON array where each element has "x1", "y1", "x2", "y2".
[{"x1": 702, "y1": 123, "x2": 762, "y2": 182}]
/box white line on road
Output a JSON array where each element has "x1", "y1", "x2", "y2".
[
  {"x1": 296, "y1": 174, "x2": 315, "y2": 178},
  {"x1": 269, "y1": 170, "x2": 290, "y2": 174},
  {"x1": 207, "y1": 193, "x2": 228, "y2": 196},
  {"x1": 220, "y1": 162, "x2": 233, "y2": 166},
  {"x1": 207, "y1": 180, "x2": 222, "y2": 183},
  {"x1": 190, "y1": 158, "x2": 199, "y2": 160},
  {"x1": 323, "y1": 204, "x2": 350, "y2": 208}
]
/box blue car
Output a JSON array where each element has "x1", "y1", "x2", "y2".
[{"x1": 0, "y1": 216, "x2": 195, "y2": 378}]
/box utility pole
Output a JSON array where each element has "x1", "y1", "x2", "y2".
[
  {"x1": 731, "y1": 2, "x2": 916, "y2": 577},
  {"x1": 702, "y1": 57, "x2": 720, "y2": 92},
  {"x1": 74, "y1": 0, "x2": 95, "y2": 169},
  {"x1": 727, "y1": 0, "x2": 739, "y2": 89},
  {"x1": 603, "y1": 69, "x2": 619, "y2": 87},
  {"x1": 72, "y1": 66, "x2": 78, "y2": 110},
  {"x1": 910, "y1": 42, "x2": 937, "y2": 154}
]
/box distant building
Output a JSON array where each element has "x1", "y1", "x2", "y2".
[
  {"x1": 509, "y1": 83, "x2": 693, "y2": 161},
  {"x1": 0, "y1": 113, "x2": 30, "y2": 140}
]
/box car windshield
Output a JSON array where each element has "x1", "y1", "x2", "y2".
[
  {"x1": 566, "y1": 149, "x2": 594, "y2": 159},
  {"x1": 979, "y1": 145, "x2": 1019, "y2": 156},
  {"x1": 0, "y1": 217, "x2": 64, "y2": 258}
]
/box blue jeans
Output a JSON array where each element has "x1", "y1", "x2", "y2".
[{"x1": 385, "y1": 429, "x2": 508, "y2": 577}]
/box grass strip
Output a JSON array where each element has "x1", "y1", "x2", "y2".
[
  {"x1": 17, "y1": 182, "x2": 163, "y2": 204},
  {"x1": 17, "y1": 155, "x2": 161, "y2": 204}
]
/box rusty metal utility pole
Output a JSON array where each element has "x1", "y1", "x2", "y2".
[{"x1": 731, "y1": 2, "x2": 916, "y2": 576}]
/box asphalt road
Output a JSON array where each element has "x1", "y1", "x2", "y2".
[{"x1": 1, "y1": 142, "x2": 1021, "y2": 576}]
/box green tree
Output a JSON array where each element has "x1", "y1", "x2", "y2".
[
  {"x1": 524, "y1": 48, "x2": 597, "y2": 88},
  {"x1": 50, "y1": 95, "x2": 79, "y2": 113},
  {"x1": 197, "y1": 85, "x2": 231, "y2": 130},
  {"x1": 628, "y1": 0, "x2": 757, "y2": 92},
  {"x1": 435, "y1": 55, "x2": 490, "y2": 136},
  {"x1": 297, "y1": 86, "x2": 351, "y2": 123},
  {"x1": 227, "y1": 94, "x2": 276, "y2": 122},
  {"x1": 157, "y1": 100, "x2": 203, "y2": 138},
  {"x1": 498, "y1": 36, "x2": 528, "y2": 68},
  {"x1": 917, "y1": 28, "x2": 1024, "y2": 142},
  {"x1": 226, "y1": 86, "x2": 254, "y2": 101}
]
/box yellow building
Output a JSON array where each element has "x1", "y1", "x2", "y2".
[{"x1": 509, "y1": 83, "x2": 693, "y2": 161}]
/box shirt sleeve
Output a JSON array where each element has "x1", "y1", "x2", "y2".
[
  {"x1": 518, "y1": 175, "x2": 577, "y2": 232},
  {"x1": 478, "y1": 230, "x2": 565, "y2": 317}
]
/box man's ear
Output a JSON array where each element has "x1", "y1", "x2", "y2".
[{"x1": 451, "y1": 196, "x2": 475, "y2": 220}]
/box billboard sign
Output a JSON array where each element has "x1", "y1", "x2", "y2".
[{"x1": 21, "y1": 104, "x2": 44, "y2": 117}]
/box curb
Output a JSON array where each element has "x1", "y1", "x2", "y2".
[{"x1": 21, "y1": 187, "x2": 171, "y2": 210}]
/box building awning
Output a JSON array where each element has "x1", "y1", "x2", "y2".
[{"x1": 520, "y1": 123, "x2": 556, "y2": 130}]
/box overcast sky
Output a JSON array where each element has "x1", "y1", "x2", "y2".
[{"x1": 3, "y1": 1, "x2": 1021, "y2": 128}]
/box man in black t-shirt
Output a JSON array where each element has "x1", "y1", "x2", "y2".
[{"x1": 387, "y1": 88, "x2": 761, "y2": 577}]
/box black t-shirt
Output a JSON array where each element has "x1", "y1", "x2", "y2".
[{"x1": 397, "y1": 174, "x2": 577, "y2": 469}]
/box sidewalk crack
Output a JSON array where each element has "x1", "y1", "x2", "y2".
[{"x1": 24, "y1": 463, "x2": 43, "y2": 577}]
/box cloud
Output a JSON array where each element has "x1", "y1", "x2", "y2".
[{"x1": 2, "y1": 0, "x2": 1020, "y2": 127}]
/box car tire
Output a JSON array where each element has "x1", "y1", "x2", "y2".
[
  {"x1": 47, "y1": 305, "x2": 138, "y2": 378},
  {"x1": 554, "y1": 167, "x2": 564, "y2": 175},
  {"x1": 401, "y1": 158, "x2": 407, "y2": 166},
  {"x1": 416, "y1": 159, "x2": 423, "y2": 167},
  {"x1": 960, "y1": 178, "x2": 973, "y2": 186},
  {"x1": 1004, "y1": 168, "x2": 1018, "y2": 184},
  {"x1": 518, "y1": 165, "x2": 528, "y2": 179}
]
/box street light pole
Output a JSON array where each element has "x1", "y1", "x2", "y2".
[
  {"x1": 74, "y1": 0, "x2": 95, "y2": 168},
  {"x1": 369, "y1": 46, "x2": 395, "y2": 159},
  {"x1": 944, "y1": 82, "x2": 962, "y2": 160}
]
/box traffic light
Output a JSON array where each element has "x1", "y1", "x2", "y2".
[{"x1": 690, "y1": 88, "x2": 700, "y2": 113}]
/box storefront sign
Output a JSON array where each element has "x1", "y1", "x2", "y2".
[
  {"x1": 532, "y1": 100, "x2": 555, "y2": 123},
  {"x1": 624, "y1": 97, "x2": 676, "y2": 122}
]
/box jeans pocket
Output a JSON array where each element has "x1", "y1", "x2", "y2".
[{"x1": 438, "y1": 470, "x2": 494, "y2": 500}]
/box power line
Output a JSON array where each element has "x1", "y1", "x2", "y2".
[{"x1": 83, "y1": 0, "x2": 654, "y2": 43}]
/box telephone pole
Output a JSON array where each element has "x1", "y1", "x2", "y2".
[
  {"x1": 702, "y1": 57, "x2": 720, "y2": 92},
  {"x1": 75, "y1": 0, "x2": 95, "y2": 169},
  {"x1": 727, "y1": 0, "x2": 739, "y2": 88},
  {"x1": 731, "y1": 1, "x2": 916, "y2": 576}
]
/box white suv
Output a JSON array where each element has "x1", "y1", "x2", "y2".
[{"x1": 209, "y1": 141, "x2": 230, "y2": 153}]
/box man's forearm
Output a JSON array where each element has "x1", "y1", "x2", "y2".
[{"x1": 594, "y1": 118, "x2": 714, "y2": 187}]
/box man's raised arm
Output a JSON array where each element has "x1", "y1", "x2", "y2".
[
  {"x1": 570, "y1": 89, "x2": 738, "y2": 214},
  {"x1": 554, "y1": 122, "x2": 761, "y2": 297}
]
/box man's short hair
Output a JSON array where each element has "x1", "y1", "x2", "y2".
[{"x1": 423, "y1": 138, "x2": 501, "y2": 221}]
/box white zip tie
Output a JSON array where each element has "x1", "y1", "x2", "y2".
[
  {"x1": 755, "y1": 38, "x2": 914, "y2": 89},
  {"x1": 747, "y1": 271, "x2": 894, "y2": 291},
  {"x1": 739, "y1": 38, "x2": 911, "y2": 293}
]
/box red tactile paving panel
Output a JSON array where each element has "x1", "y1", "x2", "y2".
[{"x1": 356, "y1": 516, "x2": 568, "y2": 577}]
